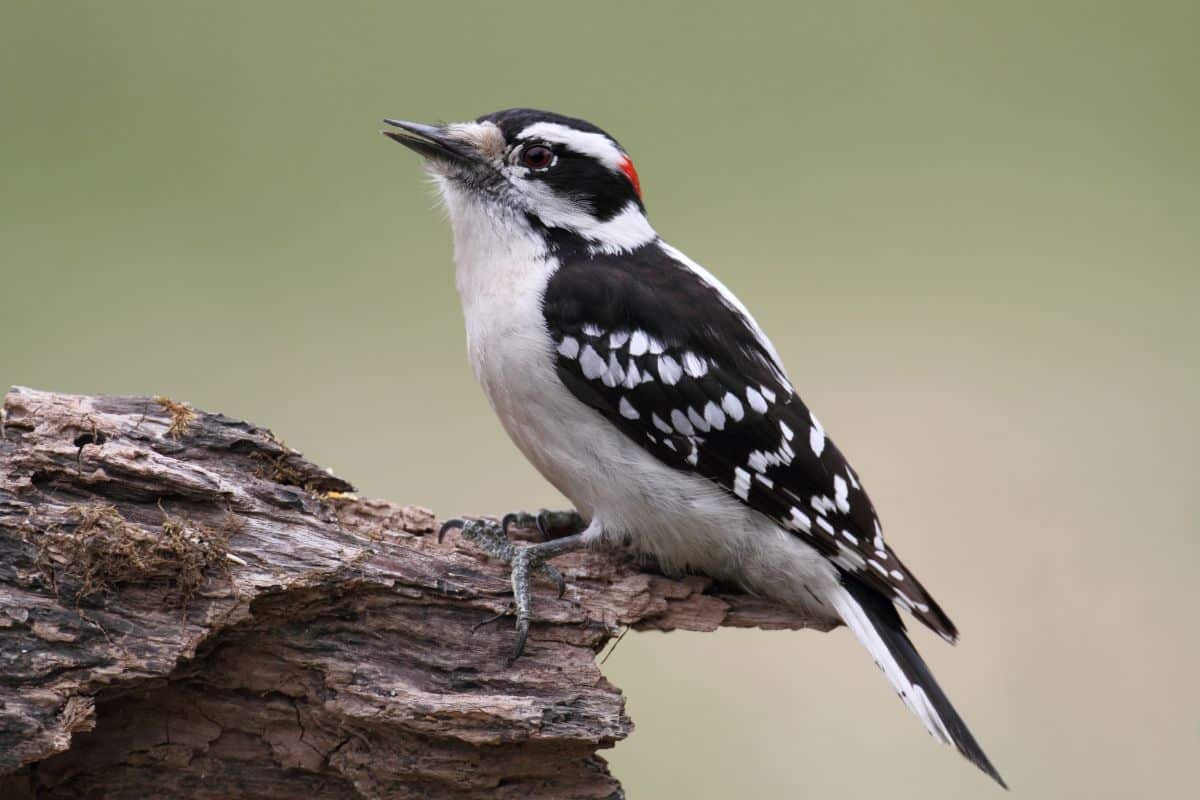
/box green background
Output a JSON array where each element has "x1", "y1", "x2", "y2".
[{"x1": 3, "y1": 1, "x2": 1197, "y2": 796}]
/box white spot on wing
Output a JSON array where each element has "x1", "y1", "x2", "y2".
[
  {"x1": 628, "y1": 330, "x2": 650, "y2": 356},
  {"x1": 557, "y1": 336, "x2": 579, "y2": 359},
  {"x1": 582, "y1": 323, "x2": 605, "y2": 337},
  {"x1": 619, "y1": 397, "x2": 639, "y2": 420},
  {"x1": 652, "y1": 413, "x2": 672, "y2": 434},
  {"x1": 809, "y1": 411, "x2": 826, "y2": 457},
  {"x1": 609, "y1": 331, "x2": 630, "y2": 349},
  {"x1": 658, "y1": 355, "x2": 683, "y2": 385},
  {"x1": 733, "y1": 467, "x2": 751, "y2": 500},
  {"x1": 746, "y1": 387, "x2": 768, "y2": 414},
  {"x1": 602, "y1": 352, "x2": 625, "y2": 387},
  {"x1": 670, "y1": 409, "x2": 694, "y2": 435},
  {"x1": 722, "y1": 392, "x2": 744, "y2": 421},
  {"x1": 833, "y1": 475, "x2": 851, "y2": 513},
  {"x1": 704, "y1": 401, "x2": 726, "y2": 430},
  {"x1": 687, "y1": 407, "x2": 710, "y2": 432},
  {"x1": 579, "y1": 345, "x2": 605, "y2": 380},
  {"x1": 682, "y1": 352, "x2": 708, "y2": 377},
  {"x1": 623, "y1": 361, "x2": 642, "y2": 388}
]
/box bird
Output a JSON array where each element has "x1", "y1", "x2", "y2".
[{"x1": 382, "y1": 108, "x2": 1005, "y2": 788}]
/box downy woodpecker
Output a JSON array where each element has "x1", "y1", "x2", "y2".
[{"x1": 383, "y1": 109, "x2": 1005, "y2": 788}]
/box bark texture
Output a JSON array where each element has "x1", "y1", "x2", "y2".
[{"x1": 0, "y1": 387, "x2": 828, "y2": 799}]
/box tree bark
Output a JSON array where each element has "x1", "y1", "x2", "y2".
[{"x1": 0, "y1": 387, "x2": 829, "y2": 799}]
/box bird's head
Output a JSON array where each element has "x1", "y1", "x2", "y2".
[{"x1": 383, "y1": 108, "x2": 654, "y2": 254}]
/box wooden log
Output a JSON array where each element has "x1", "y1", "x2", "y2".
[{"x1": 0, "y1": 387, "x2": 829, "y2": 799}]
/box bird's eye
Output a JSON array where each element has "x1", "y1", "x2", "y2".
[{"x1": 521, "y1": 145, "x2": 554, "y2": 170}]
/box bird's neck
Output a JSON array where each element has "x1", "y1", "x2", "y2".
[{"x1": 436, "y1": 181, "x2": 556, "y2": 353}]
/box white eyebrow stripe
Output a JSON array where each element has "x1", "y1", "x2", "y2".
[{"x1": 516, "y1": 122, "x2": 626, "y2": 171}]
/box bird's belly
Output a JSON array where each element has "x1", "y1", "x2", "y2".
[
  {"x1": 468, "y1": 320, "x2": 604, "y2": 514},
  {"x1": 468, "y1": 325, "x2": 838, "y2": 619}
]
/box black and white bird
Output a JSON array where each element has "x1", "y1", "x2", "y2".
[{"x1": 383, "y1": 108, "x2": 1005, "y2": 788}]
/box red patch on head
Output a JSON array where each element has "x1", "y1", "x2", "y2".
[{"x1": 618, "y1": 155, "x2": 642, "y2": 199}]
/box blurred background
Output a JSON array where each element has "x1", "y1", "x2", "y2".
[{"x1": 2, "y1": 1, "x2": 1197, "y2": 796}]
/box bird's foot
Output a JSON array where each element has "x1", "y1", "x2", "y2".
[
  {"x1": 438, "y1": 516, "x2": 568, "y2": 596},
  {"x1": 438, "y1": 514, "x2": 588, "y2": 663}
]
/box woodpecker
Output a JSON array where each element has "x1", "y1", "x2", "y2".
[{"x1": 383, "y1": 108, "x2": 1005, "y2": 788}]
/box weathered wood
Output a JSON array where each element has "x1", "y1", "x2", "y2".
[{"x1": 0, "y1": 387, "x2": 829, "y2": 799}]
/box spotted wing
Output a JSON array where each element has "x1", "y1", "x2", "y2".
[{"x1": 542, "y1": 243, "x2": 957, "y2": 641}]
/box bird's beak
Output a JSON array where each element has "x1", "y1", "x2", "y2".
[{"x1": 381, "y1": 119, "x2": 480, "y2": 167}]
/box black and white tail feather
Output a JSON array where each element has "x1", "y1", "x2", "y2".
[{"x1": 836, "y1": 574, "x2": 1007, "y2": 789}]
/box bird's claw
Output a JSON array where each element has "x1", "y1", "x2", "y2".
[
  {"x1": 501, "y1": 510, "x2": 540, "y2": 539},
  {"x1": 471, "y1": 603, "x2": 515, "y2": 632},
  {"x1": 438, "y1": 517, "x2": 464, "y2": 544},
  {"x1": 438, "y1": 511, "x2": 586, "y2": 661},
  {"x1": 511, "y1": 616, "x2": 530, "y2": 666},
  {"x1": 541, "y1": 561, "x2": 566, "y2": 599}
]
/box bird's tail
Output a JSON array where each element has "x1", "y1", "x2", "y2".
[{"x1": 831, "y1": 574, "x2": 1007, "y2": 789}]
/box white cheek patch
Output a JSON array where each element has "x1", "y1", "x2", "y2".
[
  {"x1": 507, "y1": 174, "x2": 592, "y2": 226},
  {"x1": 507, "y1": 176, "x2": 655, "y2": 254},
  {"x1": 516, "y1": 121, "x2": 627, "y2": 172}
]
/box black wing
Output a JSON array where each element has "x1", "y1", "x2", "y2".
[{"x1": 542, "y1": 241, "x2": 957, "y2": 641}]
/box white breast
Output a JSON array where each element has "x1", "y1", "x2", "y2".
[{"x1": 439, "y1": 182, "x2": 577, "y2": 494}]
